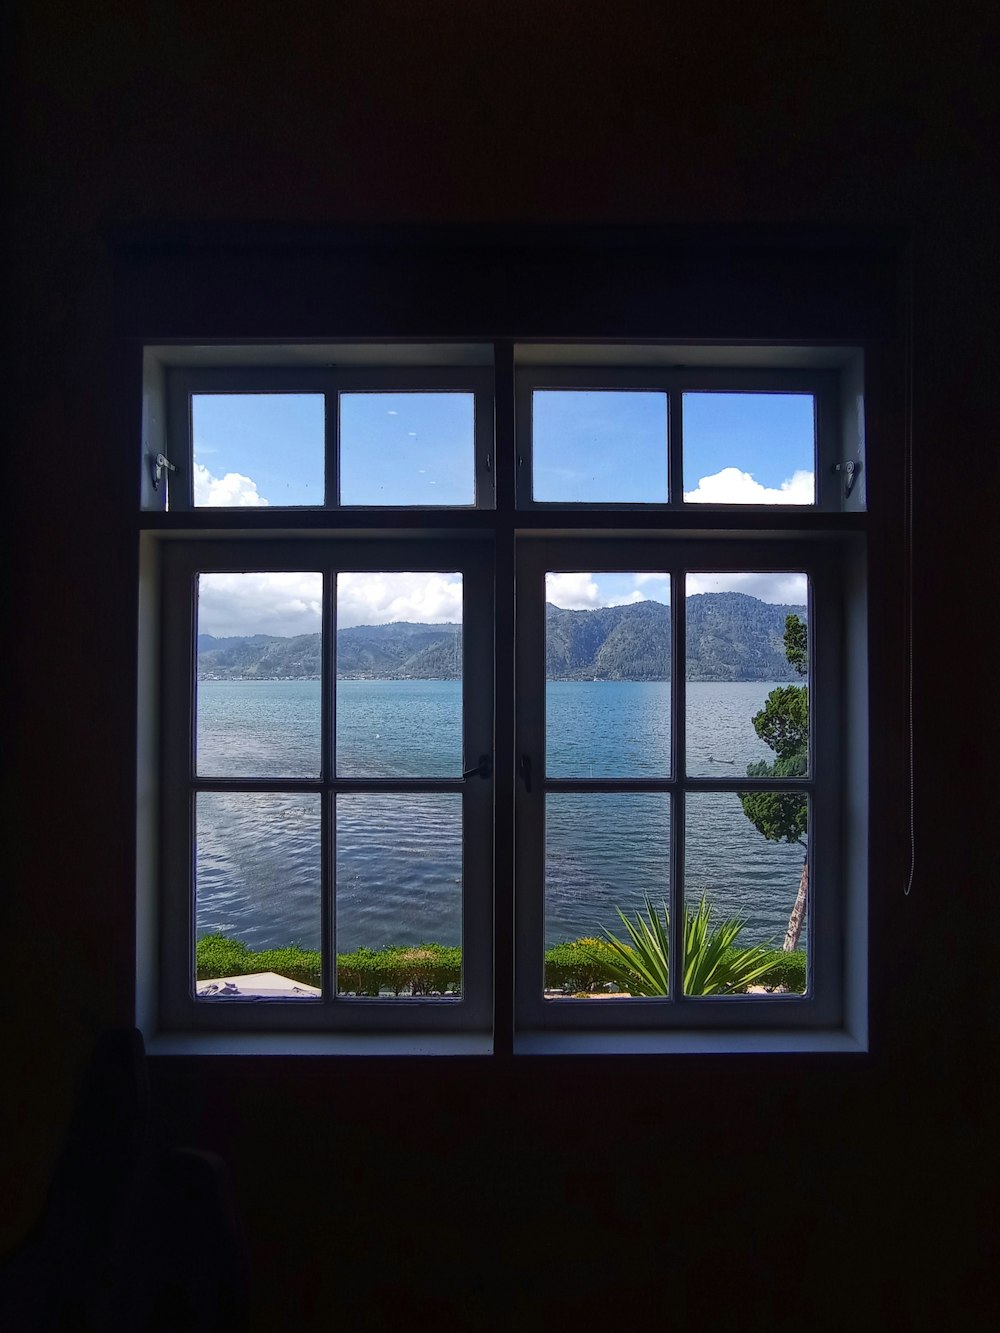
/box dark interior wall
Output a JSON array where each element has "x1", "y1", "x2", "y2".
[{"x1": 7, "y1": 3, "x2": 996, "y2": 1329}]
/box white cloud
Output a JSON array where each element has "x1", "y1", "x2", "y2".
[
  {"x1": 545, "y1": 572, "x2": 602, "y2": 608},
  {"x1": 684, "y1": 467, "x2": 814, "y2": 505},
  {"x1": 198, "y1": 572, "x2": 322, "y2": 637},
  {"x1": 337, "y1": 572, "x2": 462, "y2": 628},
  {"x1": 686, "y1": 571, "x2": 808, "y2": 606},
  {"x1": 197, "y1": 570, "x2": 464, "y2": 637},
  {"x1": 193, "y1": 461, "x2": 270, "y2": 507}
]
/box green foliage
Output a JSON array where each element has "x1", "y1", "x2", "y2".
[
  {"x1": 196, "y1": 932, "x2": 804, "y2": 996},
  {"x1": 784, "y1": 614, "x2": 808, "y2": 676},
  {"x1": 588, "y1": 897, "x2": 778, "y2": 997},
  {"x1": 543, "y1": 938, "x2": 629, "y2": 992},
  {"x1": 739, "y1": 612, "x2": 809, "y2": 848},
  {"x1": 749, "y1": 685, "x2": 809, "y2": 761},
  {"x1": 743, "y1": 948, "x2": 807, "y2": 993},
  {"x1": 195, "y1": 934, "x2": 252, "y2": 979},
  {"x1": 739, "y1": 762, "x2": 808, "y2": 846},
  {"x1": 196, "y1": 936, "x2": 460, "y2": 995}
]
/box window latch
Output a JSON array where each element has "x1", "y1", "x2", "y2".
[
  {"x1": 151, "y1": 452, "x2": 177, "y2": 490},
  {"x1": 518, "y1": 754, "x2": 532, "y2": 792},
  {"x1": 463, "y1": 754, "x2": 492, "y2": 780},
  {"x1": 834, "y1": 459, "x2": 859, "y2": 498}
]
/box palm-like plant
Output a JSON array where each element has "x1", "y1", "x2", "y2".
[{"x1": 594, "y1": 896, "x2": 776, "y2": 997}]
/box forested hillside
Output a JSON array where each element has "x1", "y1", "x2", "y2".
[{"x1": 198, "y1": 593, "x2": 806, "y2": 682}]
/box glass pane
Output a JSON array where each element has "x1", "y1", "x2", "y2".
[
  {"x1": 195, "y1": 792, "x2": 321, "y2": 1000},
  {"x1": 336, "y1": 794, "x2": 462, "y2": 997},
  {"x1": 336, "y1": 572, "x2": 462, "y2": 777},
  {"x1": 545, "y1": 794, "x2": 671, "y2": 998},
  {"x1": 683, "y1": 392, "x2": 815, "y2": 504},
  {"x1": 339, "y1": 392, "x2": 475, "y2": 505},
  {"x1": 545, "y1": 572, "x2": 671, "y2": 778},
  {"x1": 685, "y1": 572, "x2": 809, "y2": 778},
  {"x1": 684, "y1": 792, "x2": 808, "y2": 996},
  {"x1": 192, "y1": 393, "x2": 324, "y2": 506},
  {"x1": 197, "y1": 572, "x2": 322, "y2": 778},
  {"x1": 533, "y1": 390, "x2": 668, "y2": 503}
]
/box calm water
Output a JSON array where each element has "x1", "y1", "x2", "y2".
[{"x1": 196, "y1": 679, "x2": 807, "y2": 951}]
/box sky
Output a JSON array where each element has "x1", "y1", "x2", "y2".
[
  {"x1": 198, "y1": 569, "x2": 806, "y2": 638},
  {"x1": 192, "y1": 389, "x2": 812, "y2": 635}
]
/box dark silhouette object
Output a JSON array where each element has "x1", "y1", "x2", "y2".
[{"x1": 1, "y1": 1029, "x2": 249, "y2": 1331}]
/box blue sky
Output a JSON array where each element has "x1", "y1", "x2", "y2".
[
  {"x1": 682, "y1": 393, "x2": 815, "y2": 502},
  {"x1": 191, "y1": 389, "x2": 811, "y2": 633},
  {"x1": 191, "y1": 388, "x2": 814, "y2": 508},
  {"x1": 533, "y1": 391, "x2": 668, "y2": 502}
]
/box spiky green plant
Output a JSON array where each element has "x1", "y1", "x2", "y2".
[{"x1": 594, "y1": 896, "x2": 777, "y2": 996}]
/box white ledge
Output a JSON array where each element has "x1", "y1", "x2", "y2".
[
  {"x1": 514, "y1": 1029, "x2": 868, "y2": 1056},
  {"x1": 146, "y1": 1031, "x2": 494, "y2": 1057}
]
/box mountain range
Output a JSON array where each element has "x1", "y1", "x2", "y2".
[{"x1": 198, "y1": 592, "x2": 806, "y2": 683}]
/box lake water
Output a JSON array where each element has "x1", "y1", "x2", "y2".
[{"x1": 196, "y1": 679, "x2": 807, "y2": 952}]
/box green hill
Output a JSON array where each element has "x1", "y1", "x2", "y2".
[{"x1": 198, "y1": 593, "x2": 806, "y2": 682}]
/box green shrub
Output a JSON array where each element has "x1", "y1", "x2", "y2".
[
  {"x1": 592, "y1": 897, "x2": 780, "y2": 997},
  {"x1": 740, "y1": 947, "x2": 807, "y2": 993},
  {"x1": 196, "y1": 932, "x2": 805, "y2": 997},
  {"x1": 195, "y1": 934, "x2": 252, "y2": 980},
  {"x1": 543, "y1": 938, "x2": 619, "y2": 992}
]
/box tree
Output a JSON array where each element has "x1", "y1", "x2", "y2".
[{"x1": 739, "y1": 615, "x2": 809, "y2": 951}]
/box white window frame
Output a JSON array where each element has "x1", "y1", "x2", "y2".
[
  {"x1": 515, "y1": 365, "x2": 842, "y2": 511},
  {"x1": 514, "y1": 537, "x2": 844, "y2": 1038},
  {"x1": 159, "y1": 537, "x2": 494, "y2": 1037},
  {"x1": 161, "y1": 364, "x2": 495, "y2": 512},
  {"x1": 139, "y1": 342, "x2": 868, "y2": 1055}
]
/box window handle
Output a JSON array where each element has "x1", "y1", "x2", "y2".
[
  {"x1": 151, "y1": 452, "x2": 177, "y2": 490},
  {"x1": 463, "y1": 754, "x2": 492, "y2": 780},
  {"x1": 518, "y1": 754, "x2": 532, "y2": 793}
]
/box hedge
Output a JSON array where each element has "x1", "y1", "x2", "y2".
[{"x1": 196, "y1": 934, "x2": 806, "y2": 995}]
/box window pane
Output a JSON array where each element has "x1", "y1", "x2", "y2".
[
  {"x1": 195, "y1": 792, "x2": 321, "y2": 1000},
  {"x1": 685, "y1": 572, "x2": 809, "y2": 777},
  {"x1": 197, "y1": 572, "x2": 322, "y2": 778},
  {"x1": 192, "y1": 394, "x2": 324, "y2": 506},
  {"x1": 336, "y1": 572, "x2": 462, "y2": 777},
  {"x1": 545, "y1": 572, "x2": 671, "y2": 777},
  {"x1": 336, "y1": 794, "x2": 462, "y2": 997},
  {"x1": 545, "y1": 794, "x2": 671, "y2": 998},
  {"x1": 533, "y1": 390, "x2": 668, "y2": 503},
  {"x1": 683, "y1": 393, "x2": 815, "y2": 504},
  {"x1": 684, "y1": 792, "x2": 808, "y2": 996},
  {"x1": 339, "y1": 392, "x2": 475, "y2": 505}
]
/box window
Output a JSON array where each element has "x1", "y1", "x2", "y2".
[{"x1": 140, "y1": 341, "x2": 867, "y2": 1054}]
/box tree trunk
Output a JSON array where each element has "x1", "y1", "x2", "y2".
[{"x1": 783, "y1": 858, "x2": 808, "y2": 952}]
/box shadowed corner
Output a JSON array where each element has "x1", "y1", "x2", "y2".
[{"x1": 0, "y1": 1028, "x2": 250, "y2": 1332}]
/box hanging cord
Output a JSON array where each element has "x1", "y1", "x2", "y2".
[{"x1": 903, "y1": 247, "x2": 916, "y2": 896}]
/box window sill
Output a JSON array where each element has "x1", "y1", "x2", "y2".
[
  {"x1": 145, "y1": 1030, "x2": 495, "y2": 1057},
  {"x1": 514, "y1": 1028, "x2": 868, "y2": 1056}
]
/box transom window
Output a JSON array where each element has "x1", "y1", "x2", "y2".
[{"x1": 141, "y1": 342, "x2": 867, "y2": 1054}]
